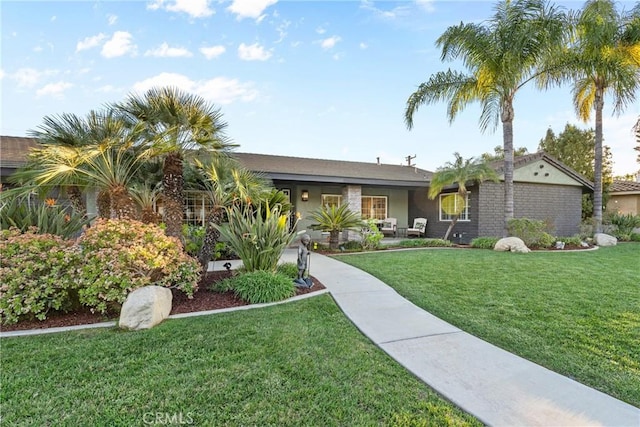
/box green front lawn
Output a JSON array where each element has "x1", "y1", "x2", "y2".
[
  {"x1": 1, "y1": 296, "x2": 480, "y2": 426},
  {"x1": 337, "y1": 243, "x2": 640, "y2": 406}
]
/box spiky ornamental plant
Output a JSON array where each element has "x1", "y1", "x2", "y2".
[
  {"x1": 193, "y1": 155, "x2": 269, "y2": 272},
  {"x1": 308, "y1": 203, "x2": 364, "y2": 250},
  {"x1": 216, "y1": 203, "x2": 298, "y2": 273}
]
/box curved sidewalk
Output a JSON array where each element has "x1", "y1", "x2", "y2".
[{"x1": 288, "y1": 250, "x2": 639, "y2": 427}]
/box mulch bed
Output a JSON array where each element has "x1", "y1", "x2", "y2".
[{"x1": 1, "y1": 271, "x2": 326, "y2": 333}]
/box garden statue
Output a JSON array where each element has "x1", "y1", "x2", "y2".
[{"x1": 295, "y1": 234, "x2": 313, "y2": 288}]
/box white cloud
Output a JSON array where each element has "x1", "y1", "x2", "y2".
[
  {"x1": 96, "y1": 85, "x2": 120, "y2": 93},
  {"x1": 33, "y1": 45, "x2": 44, "y2": 53},
  {"x1": 101, "y1": 31, "x2": 137, "y2": 58},
  {"x1": 227, "y1": 0, "x2": 277, "y2": 21},
  {"x1": 359, "y1": 42, "x2": 368, "y2": 49},
  {"x1": 12, "y1": 68, "x2": 57, "y2": 88},
  {"x1": 132, "y1": 72, "x2": 258, "y2": 104},
  {"x1": 320, "y1": 36, "x2": 341, "y2": 50},
  {"x1": 148, "y1": 0, "x2": 214, "y2": 18},
  {"x1": 200, "y1": 45, "x2": 226, "y2": 59},
  {"x1": 36, "y1": 81, "x2": 73, "y2": 98},
  {"x1": 51, "y1": 15, "x2": 57, "y2": 22},
  {"x1": 0, "y1": 69, "x2": 5, "y2": 80},
  {"x1": 415, "y1": 0, "x2": 435, "y2": 13},
  {"x1": 360, "y1": 0, "x2": 410, "y2": 20},
  {"x1": 76, "y1": 33, "x2": 106, "y2": 52},
  {"x1": 316, "y1": 26, "x2": 326, "y2": 35},
  {"x1": 107, "y1": 14, "x2": 118, "y2": 25},
  {"x1": 238, "y1": 43, "x2": 272, "y2": 61},
  {"x1": 145, "y1": 42, "x2": 193, "y2": 58}
]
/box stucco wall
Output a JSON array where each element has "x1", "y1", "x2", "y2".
[{"x1": 607, "y1": 194, "x2": 640, "y2": 215}]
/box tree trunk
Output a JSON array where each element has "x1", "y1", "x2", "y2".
[
  {"x1": 163, "y1": 152, "x2": 185, "y2": 243},
  {"x1": 141, "y1": 208, "x2": 161, "y2": 224},
  {"x1": 67, "y1": 186, "x2": 86, "y2": 216},
  {"x1": 502, "y1": 101, "x2": 515, "y2": 237},
  {"x1": 329, "y1": 230, "x2": 340, "y2": 250},
  {"x1": 593, "y1": 86, "x2": 604, "y2": 234},
  {"x1": 110, "y1": 185, "x2": 139, "y2": 220},
  {"x1": 198, "y1": 207, "x2": 224, "y2": 273},
  {"x1": 97, "y1": 190, "x2": 110, "y2": 219},
  {"x1": 443, "y1": 216, "x2": 459, "y2": 241}
]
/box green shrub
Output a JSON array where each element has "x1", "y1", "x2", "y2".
[
  {"x1": 214, "y1": 241, "x2": 237, "y2": 260},
  {"x1": 533, "y1": 232, "x2": 557, "y2": 249},
  {"x1": 605, "y1": 212, "x2": 640, "y2": 239},
  {"x1": 0, "y1": 228, "x2": 82, "y2": 324},
  {"x1": 630, "y1": 233, "x2": 640, "y2": 242},
  {"x1": 398, "y1": 238, "x2": 452, "y2": 248},
  {"x1": 217, "y1": 204, "x2": 298, "y2": 272},
  {"x1": 76, "y1": 219, "x2": 200, "y2": 314},
  {"x1": 230, "y1": 271, "x2": 295, "y2": 304},
  {"x1": 341, "y1": 240, "x2": 364, "y2": 251},
  {"x1": 470, "y1": 237, "x2": 499, "y2": 249},
  {"x1": 182, "y1": 225, "x2": 205, "y2": 257},
  {"x1": 507, "y1": 218, "x2": 553, "y2": 247},
  {"x1": 361, "y1": 219, "x2": 383, "y2": 250},
  {"x1": 579, "y1": 218, "x2": 596, "y2": 239},
  {"x1": 557, "y1": 236, "x2": 584, "y2": 246},
  {"x1": 276, "y1": 262, "x2": 299, "y2": 279},
  {"x1": 0, "y1": 193, "x2": 90, "y2": 238}
]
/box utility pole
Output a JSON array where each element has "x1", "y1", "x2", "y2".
[{"x1": 405, "y1": 154, "x2": 416, "y2": 167}]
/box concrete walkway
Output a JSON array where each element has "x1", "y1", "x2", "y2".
[{"x1": 280, "y1": 249, "x2": 639, "y2": 427}]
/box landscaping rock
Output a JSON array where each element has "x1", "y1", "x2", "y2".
[
  {"x1": 494, "y1": 237, "x2": 531, "y2": 253},
  {"x1": 594, "y1": 233, "x2": 617, "y2": 247},
  {"x1": 119, "y1": 286, "x2": 172, "y2": 331}
]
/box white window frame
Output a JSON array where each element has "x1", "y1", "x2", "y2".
[
  {"x1": 321, "y1": 194, "x2": 342, "y2": 208},
  {"x1": 361, "y1": 196, "x2": 388, "y2": 220},
  {"x1": 439, "y1": 193, "x2": 470, "y2": 222}
]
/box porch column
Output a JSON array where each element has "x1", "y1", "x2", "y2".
[{"x1": 342, "y1": 185, "x2": 362, "y2": 241}]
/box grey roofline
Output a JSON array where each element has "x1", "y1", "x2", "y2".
[{"x1": 267, "y1": 172, "x2": 431, "y2": 187}]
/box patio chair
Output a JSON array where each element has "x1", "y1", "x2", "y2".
[
  {"x1": 379, "y1": 218, "x2": 397, "y2": 236},
  {"x1": 406, "y1": 218, "x2": 427, "y2": 237}
]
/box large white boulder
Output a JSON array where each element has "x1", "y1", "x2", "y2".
[
  {"x1": 494, "y1": 237, "x2": 531, "y2": 253},
  {"x1": 594, "y1": 233, "x2": 617, "y2": 247},
  {"x1": 119, "y1": 286, "x2": 172, "y2": 331}
]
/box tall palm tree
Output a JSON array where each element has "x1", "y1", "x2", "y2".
[
  {"x1": 116, "y1": 87, "x2": 237, "y2": 242},
  {"x1": 192, "y1": 155, "x2": 269, "y2": 272},
  {"x1": 428, "y1": 152, "x2": 499, "y2": 240},
  {"x1": 405, "y1": 0, "x2": 566, "y2": 236},
  {"x1": 544, "y1": 0, "x2": 640, "y2": 233}
]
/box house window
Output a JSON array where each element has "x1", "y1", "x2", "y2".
[
  {"x1": 321, "y1": 194, "x2": 342, "y2": 208},
  {"x1": 361, "y1": 196, "x2": 387, "y2": 220},
  {"x1": 439, "y1": 193, "x2": 470, "y2": 221},
  {"x1": 184, "y1": 192, "x2": 214, "y2": 226}
]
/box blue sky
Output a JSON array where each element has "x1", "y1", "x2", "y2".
[{"x1": 1, "y1": 0, "x2": 638, "y2": 176}]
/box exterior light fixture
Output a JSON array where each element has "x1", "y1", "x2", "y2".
[{"x1": 301, "y1": 190, "x2": 309, "y2": 202}]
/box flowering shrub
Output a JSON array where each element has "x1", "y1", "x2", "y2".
[
  {"x1": 76, "y1": 219, "x2": 200, "y2": 314},
  {"x1": 0, "y1": 228, "x2": 82, "y2": 324}
]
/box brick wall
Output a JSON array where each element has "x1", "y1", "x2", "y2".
[{"x1": 478, "y1": 182, "x2": 583, "y2": 237}]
